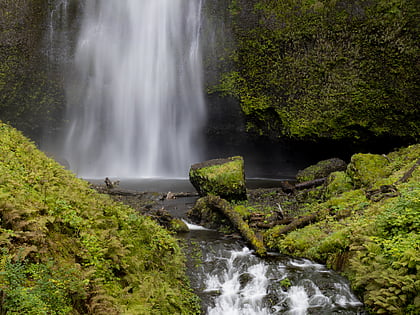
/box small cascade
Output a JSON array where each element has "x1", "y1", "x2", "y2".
[
  {"x1": 181, "y1": 231, "x2": 365, "y2": 314},
  {"x1": 204, "y1": 248, "x2": 271, "y2": 315},
  {"x1": 286, "y1": 286, "x2": 309, "y2": 315}
]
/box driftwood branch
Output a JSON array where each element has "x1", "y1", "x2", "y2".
[{"x1": 270, "y1": 205, "x2": 356, "y2": 237}]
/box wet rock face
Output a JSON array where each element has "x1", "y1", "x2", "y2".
[
  {"x1": 189, "y1": 156, "x2": 247, "y2": 201},
  {"x1": 296, "y1": 158, "x2": 347, "y2": 183}
]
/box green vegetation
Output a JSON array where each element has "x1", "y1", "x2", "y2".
[
  {"x1": 0, "y1": 122, "x2": 200, "y2": 314},
  {"x1": 215, "y1": 0, "x2": 419, "y2": 142},
  {"x1": 189, "y1": 156, "x2": 247, "y2": 201},
  {"x1": 264, "y1": 144, "x2": 420, "y2": 314}
]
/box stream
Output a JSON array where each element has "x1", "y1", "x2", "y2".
[
  {"x1": 100, "y1": 178, "x2": 366, "y2": 314},
  {"x1": 180, "y1": 224, "x2": 365, "y2": 314}
]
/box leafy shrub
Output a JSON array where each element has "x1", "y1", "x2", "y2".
[{"x1": 0, "y1": 250, "x2": 86, "y2": 315}]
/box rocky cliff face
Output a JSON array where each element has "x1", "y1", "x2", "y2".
[
  {"x1": 213, "y1": 0, "x2": 419, "y2": 145},
  {"x1": 0, "y1": 0, "x2": 64, "y2": 140}
]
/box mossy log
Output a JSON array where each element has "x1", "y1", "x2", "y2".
[
  {"x1": 395, "y1": 158, "x2": 420, "y2": 184},
  {"x1": 271, "y1": 206, "x2": 356, "y2": 237},
  {"x1": 271, "y1": 212, "x2": 320, "y2": 237},
  {"x1": 194, "y1": 195, "x2": 267, "y2": 256}
]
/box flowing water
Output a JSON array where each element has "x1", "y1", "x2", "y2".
[
  {"x1": 59, "y1": 0, "x2": 206, "y2": 178},
  {"x1": 181, "y1": 224, "x2": 365, "y2": 315}
]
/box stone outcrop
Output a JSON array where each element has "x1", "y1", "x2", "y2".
[{"x1": 189, "y1": 156, "x2": 247, "y2": 201}]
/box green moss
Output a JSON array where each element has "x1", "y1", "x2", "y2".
[
  {"x1": 324, "y1": 171, "x2": 354, "y2": 199},
  {"x1": 169, "y1": 219, "x2": 190, "y2": 233},
  {"x1": 346, "y1": 153, "x2": 391, "y2": 188},
  {"x1": 0, "y1": 122, "x2": 200, "y2": 314},
  {"x1": 189, "y1": 156, "x2": 246, "y2": 201},
  {"x1": 296, "y1": 158, "x2": 347, "y2": 183},
  {"x1": 214, "y1": 0, "x2": 420, "y2": 142},
  {"x1": 233, "y1": 204, "x2": 252, "y2": 219}
]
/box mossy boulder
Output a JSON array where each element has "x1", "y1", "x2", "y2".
[
  {"x1": 296, "y1": 158, "x2": 347, "y2": 183},
  {"x1": 324, "y1": 171, "x2": 354, "y2": 199},
  {"x1": 346, "y1": 153, "x2": 391, "y2": 188},
  {"x1": 189, "y1": 156, "x2": 247, "y2": 201}
]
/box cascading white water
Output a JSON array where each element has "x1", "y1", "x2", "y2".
[
  {"x1": 62, "y1": 0, "x2": 206, "y2": 178},
  {"x1": 191, "y1": 244, "x2": 364, "y2": 315}
]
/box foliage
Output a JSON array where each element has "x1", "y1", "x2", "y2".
[
  {"x1": 215, "y1": 0, "x2": 420, "y2": 142},
  {"x1": 349, "y1": 185, "x2": 420, "y2": 314},
  {"x1": 323, "y1": 171, "x2": 354, "y2": 199},
  {"x1": 0, "y1": 122, "x2": 200, "y2": 314},
  {"x1": 263, "y1": 144, "x2": 420, "y2": 314},
  {"x1": 0, "y1": 250, "x2": 86, "y2": 315}
]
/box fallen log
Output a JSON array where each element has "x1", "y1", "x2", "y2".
[
  {"x1": 271, "y1": 212, "x2": 319, "y2": 237},
  {"x1": 193, "y1": 195, "x2": 267, "y2": 256},
  {"x1": 395, "y1": 158, "x2": 420, "y2": 184},
  {"x1": 250, "y1": 218, "x2": 294, "y2": 229},
  {"x1": 294, "y1": 178, "x2": 326, "y2": 190}
]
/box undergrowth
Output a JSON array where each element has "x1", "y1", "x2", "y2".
[{"x1": 0, "y1": 122, "x2": 200, "y2": 314}]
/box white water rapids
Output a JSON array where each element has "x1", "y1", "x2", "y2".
[
  {"x1": 202, "y1": 247, "x2": 363, "y2": 314},
  {"x1": 60, "y1": 0, "x2": 206, "y2": 178},
  {"x1": 181, "y1": 227, "x2": 365, "y2": 315}
]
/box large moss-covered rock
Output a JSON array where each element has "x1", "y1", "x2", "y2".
[
  {"x1": 189, "y1": 156, "x2": 247, "y2": 201},
  {"x1": 347, "y1": 153, "x2": 391, "y2": 188},
  {"x1": 296, "y1": 158, "x2": 347, "y2": 183},
  {"x1": 324, "y1": 171, "x2": 354, "y2": 199}
]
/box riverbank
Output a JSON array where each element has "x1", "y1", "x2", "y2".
[{"x1": 190, "y1": 145, "x2": 419, "y2": 314}]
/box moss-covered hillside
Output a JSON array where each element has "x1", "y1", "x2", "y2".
[
  {"x1": 0, "y1": 122, "x2": 200, "y2": 314},
  {"x1": 263, "y1": 144, "x2": 420, "y2": 314},
  {"x1": 216, "y1": 0, "x2": 419, "y2": 142}
]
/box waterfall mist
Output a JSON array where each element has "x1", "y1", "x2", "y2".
[{"x1": 61, "y1": 0, "x2": 206, "y2": 178}]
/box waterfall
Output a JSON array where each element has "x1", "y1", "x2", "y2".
[{"x1": 62, "y1": 0, "x2": 206, "y2": 178}]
